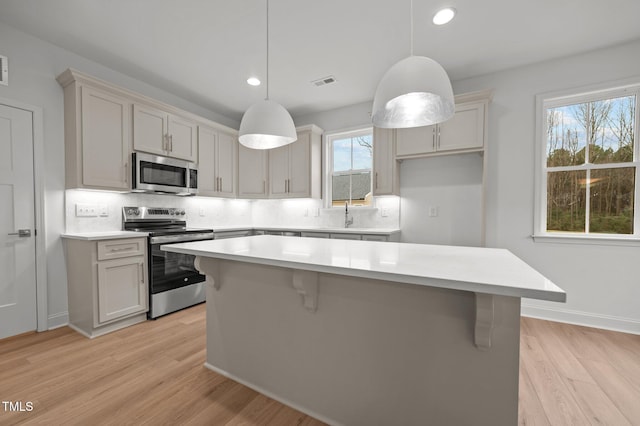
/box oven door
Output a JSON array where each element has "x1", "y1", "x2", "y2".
[{"x1": 148, "y1": 233, "x2": 213, "y2": 294}]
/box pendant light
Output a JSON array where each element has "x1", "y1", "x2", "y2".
[
  {"x1": 371, "y1": 0, "x2": 455, "y2": 129},
  {"x1": 239, "y1": 0, "x2": 297, "y2": 149}
]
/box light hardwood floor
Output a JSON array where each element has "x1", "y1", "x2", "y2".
[{"x1": 1, "y1": 305, "x2": 638, "y2": 425}]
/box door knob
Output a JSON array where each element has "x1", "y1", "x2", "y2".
[{"x1": 8, "y1": 229, "x2": 31, "y2": 237}]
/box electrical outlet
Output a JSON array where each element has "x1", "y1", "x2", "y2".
[
  {"x1": 76, "y1": 203, "x2": 98, "y2": 217},
  {"x1": 199, "y1": 208, "x2": 206, "y2": 217},
  {"x1": 304, "y1": 208, "x2": 309, "y2": 217},
  {"x1": 312, "y1": 208, "x2": 320, "y2": 217},
  {"x1": 428, "y1": 207, "x2": 439, "y2": 217},
  {"x1": 99, "y1": 204, "x2": 108, "y2": 217},
  {"x1": 381, "y1": 208, "x2": 389, "y2": 217}
]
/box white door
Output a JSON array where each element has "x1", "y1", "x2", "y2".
[{"x1": 0, "y1": 104, "x2": 37, "y2": 339}]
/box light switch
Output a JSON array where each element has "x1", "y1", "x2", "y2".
[{"x1": 428, "y1": 207, "x2": 439, "y2": 217}]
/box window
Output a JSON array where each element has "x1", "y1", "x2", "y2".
[
  {"x1": 326, "y1": 128, "x2": 373, "y2": 207},
  {"x1": 536, "y1": 84, "x2": 640, "y2": 239}
]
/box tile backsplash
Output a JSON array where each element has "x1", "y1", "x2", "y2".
[{"x1": 65, "y1": 190, "x2": 400, "y2": 232}]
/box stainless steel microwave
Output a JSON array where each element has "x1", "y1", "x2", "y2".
[{"x1": 131, "y1": 152, "x2": 198, "y2": 196}]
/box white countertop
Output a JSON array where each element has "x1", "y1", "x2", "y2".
[
  {"x1": 212, "y1": 225, "x2": 400, "y2": 235},
  {"x1": 61, "y1": 231, "x2": 148, "y2": 240},
  {"x1": 162, "y1": 235, "x2": 566, "y2": 302}
]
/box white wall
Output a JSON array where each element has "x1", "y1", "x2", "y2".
[
  {"x1": 400, "y1": 153, "x2": 483, "y2": 247},
  {"x1": 0, "y1": 22, "x2": 238, "y2": 328},
  {"x1": 452, "y1": 39, "x2": 640, "y2": 333},
  {"x1": 297, "y1": 39, "x2": 640, "y2": 333}
]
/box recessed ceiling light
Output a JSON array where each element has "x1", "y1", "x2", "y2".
[
  {"x1": 433, "y1": 7, "x2": 456, "y2": 25},
  {"x1": 247, "y1": 77, "x2": 261, "y2": 86}
]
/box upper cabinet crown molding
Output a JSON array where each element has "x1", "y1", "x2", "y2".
[
  {"x1": 454, "y1": 89, "x2": 494, "y2": 105},
  {"x1": 56, "y1": 68, "x2": 238, "y2": 136}
]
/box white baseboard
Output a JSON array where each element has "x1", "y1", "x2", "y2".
[
  {"x1": 47, "y1": 311, "x2": 69, "y2": 330},
  {"x1": 204, "y1": 362, "x2": 340, "y2": 426},
  {"x1": 521, "y1": 303, "x2": 640, "y2": 335}
]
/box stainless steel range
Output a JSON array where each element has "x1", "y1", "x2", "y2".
[{"x1": 123, "y1": 206, "x2": 214, "y2": 319}]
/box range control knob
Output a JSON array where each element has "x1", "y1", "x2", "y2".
[
  {"x1": 126, "y1": 208, "x2": 140, "y2": 216},
  {"x1": 180, "y1": 210, "x2": 186, "y2": 216}
]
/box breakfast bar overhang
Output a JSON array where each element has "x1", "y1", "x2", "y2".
[{"x1": 163, "y1": 235, "x2": 565, "y2": 426}]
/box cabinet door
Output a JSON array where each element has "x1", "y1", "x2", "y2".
[
  {"x1": 288, "y1": 132, "x2": 311, "y2": 197},
  {"x1": 80, "y1": 86, "x2": 130, "y2": 189},
  {"x1": 373, "y1": 127, "x2": 399, "y2": 196},
  {"x1": 395, "y1": 125, "x2": 436, "y2": 158},
  {"x1": 269, "y1": 145, "x2": 289, "y2": 197},
  {"x1": 217, "y1": 131, "x2": 237, "y2": 196},
  {"x1": 197, "y1": 126, "x2": 218, "y2": 195},
  {"x1": 438, "y1": 102, "x2": 485, "y2": 152},
  {"x1": 238, "y1": 144, "x2": 268, "y2": 198},
  {"x1": 133, "y1": 104, "x2": 167, "y2": 156},
  {"x1": 168, "y1": 115, "x2": 198, "y2": 161},
  {"x1": 97, "y1": 256, "x2": 147, "y2": 324}
]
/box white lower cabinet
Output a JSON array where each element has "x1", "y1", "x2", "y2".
[
  {"x1": 97, "y1": 256, "x2": 147, "y2": 324},
  {"x1": 64, "y1": 236, "x2": 149, "y2": 338}
]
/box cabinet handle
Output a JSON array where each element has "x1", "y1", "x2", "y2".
[
  {"x1": 432, "y1": 128, "x2": 436, "y2": 150},
  {"x1": 375, "y1": 172, "x2": 378, "y2": 189},
  {"x1": 437, "y1": 127, "x2": 441, "y2": 149},
  {"x1": 109, "y1": 247, "x2": 130, "y2": 252},
  {"x1": 219, "y1": 177, "x2": 223, "y2": 192},
  {"x1": 163, "y1": 134, "x2": 168, "y2": 151},
  {"x1": 140, "y1": 262, "x2": 144, "y2": 284},
  {"x1": 169, "y1": 134, "x2": 173, "y2": 152},
  {"x1": 124, "y1": 162, "x2": 128, "y2": 183}
]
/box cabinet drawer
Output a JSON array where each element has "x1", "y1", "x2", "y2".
[
  {"x1": 301, "y1": 232, "x2": 330, "y2": 238},
  {"x1": 330, "y1": 233, "x2": 362, "y2": 240},
  {"x1": 361, "y1": 235, "x2": 389, "y2": 242},
  {"x1": 97, "y1": 238, "x2": 146, "y2": 260}
]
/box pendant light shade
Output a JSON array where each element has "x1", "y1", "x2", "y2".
[
  {"x1": 238, "y1": 99, "x2": 297, "y2": 149},
  {"x1": 238, "y1": 0, "x2": 297, "y2": 150},
  {"x1": 372, "y1": 56, "x2": 455, "y2": 129}
]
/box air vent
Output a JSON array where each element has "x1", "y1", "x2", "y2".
[
  {"x1": 0, "y1": 55, "x2": 7, "y2": 86},
  {"x1": 311, "y1": 75, "x2": 337, "y2": 87}
]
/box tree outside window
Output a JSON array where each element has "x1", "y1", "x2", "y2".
[
  {"x1": 330, "y1": 131, "x2": 373, "y2": 207},
  {"x1": 544, "y1": 93, "x2": 637, "y2": 235}
]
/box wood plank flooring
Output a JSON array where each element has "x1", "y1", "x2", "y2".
[{"x1": 1, "y1": 305, "x2": 638, "y2": 425}]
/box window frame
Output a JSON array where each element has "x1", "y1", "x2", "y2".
[
  {"x1": 534, "y1": 81, "x2": 640, "y2": 244},
  {"x1": 324, "y1": 127, "x2": 374, "y2": 209}
]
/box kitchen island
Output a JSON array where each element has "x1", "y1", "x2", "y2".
[{"x1": 162, "y1": 235, "x2": 565, "y2": 426}]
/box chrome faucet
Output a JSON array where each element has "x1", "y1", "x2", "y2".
[{"x1": 345, "y1": 201, "x2": 354, "y2": 228}]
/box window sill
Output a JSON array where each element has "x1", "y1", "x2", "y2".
[{"x1": 532, "y1": 233, "x2": 640, "y2": 247}]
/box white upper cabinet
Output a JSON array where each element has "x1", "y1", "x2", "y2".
[
  {"x1": 438, "y1": 102, "x2": 485, "y2": 152},
  {"x1": 268, "y1": 125, "x2": 322, "y2": 199},
  {"x1": 133, "y1": 103, "x2": 198, "y2": 162},
  {"x1": 57, "y1": 70, "x2": 131, "y2": 191},
  {"x1": 395, "y1": 98, "x2": 488, "y2": 159},
  {"x1": 238, "y1": 144, "x2": 269, "y2": 198},
  {"x1": 372, "y1": 127, "x2": 400, "y2": 196},
  {"x1": 132, "y1": 104, "x2": 166, "y2": 156},
  {"x1": 395, "y1": 125, "x2": 436, "y2": 157},
  {"x1": 168, "y1": 114, "x2": 198, "y2": 161},
  {"x1": 197, "y1": 126, "x2": 237, "y2": 197}
]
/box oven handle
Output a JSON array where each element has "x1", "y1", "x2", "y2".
[{"x1": 150, "y1": 233, "x2": 214, "y2": 244}]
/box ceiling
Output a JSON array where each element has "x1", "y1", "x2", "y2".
[{"x1": 2, "y1": 0, "x2": 640, "y2": 123}]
